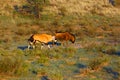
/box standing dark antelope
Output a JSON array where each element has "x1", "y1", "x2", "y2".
[
  {"x1": 55, "y1": 32, "x2": 75, "y2": 45},
  {"x1": 28, "y1": 33, "x2": 56, "y2": 49}
]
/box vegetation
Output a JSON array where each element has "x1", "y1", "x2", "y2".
[{"x1": 0, "y1": 0, "x2": 120, "y2": 80}]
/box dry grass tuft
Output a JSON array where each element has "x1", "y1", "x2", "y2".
[
  {"x1": 0, "y1": 0, "x2": 120, "y2": 16},
  {"x1": 48, "y1": 0, "x2": 120, "y2": 16},
  {"x1": 88, "y1": 56, "x2": 110, "y2": 71}
]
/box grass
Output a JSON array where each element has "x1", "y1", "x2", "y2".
[
  {"x1": 0, "y1": 42, "x2": 120, "y2": 79},
  {"x1": 115, "y1": 0, "x2": 120, "y2": 7},
  {"x1": 0, "y1": 2, "x2": 120, "y2": 79},
  {"x1": 88, "y1": 55, "x2": 110, "y2": 71},
  {"x1": 3, "y1": 4, "x2": 120, "y2": 80},
  {"x1": 0, "y1": 49, "x2": 30, "y2": 77}
]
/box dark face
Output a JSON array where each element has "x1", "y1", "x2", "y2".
[
  {"x1": 28, "y1": 35, "x2": 34, "y2": 42},
  {"x1": 71, "y1": 39, "x2": 75, "y2": 43},
  {"x1": 70, "y1": 36, "x2": 75, "y2": 43}
]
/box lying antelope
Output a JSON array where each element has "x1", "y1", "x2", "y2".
[{"x1": 28, "y1": 33, "x2": 56, "y2": 49}]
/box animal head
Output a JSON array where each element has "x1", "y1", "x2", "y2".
[
  {"x1": 28, "y1": 34, "x2": 35, "y2": 45},
  {"x1": 28, "y1": 35, "x2": 34, "y2": 42},
  {"x1": 69, "y1": 33, "x2": 75, "y2": 43}
]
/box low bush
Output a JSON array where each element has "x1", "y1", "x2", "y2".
[
  {"x1": 105, "y1": 47, "x2": 117, "y2": 55},
  {"x1": 48, "y1": 68, "x2": 63, "y2": 80},
  {"x1": 88, "y1": 56, "x2": 110, "y2": 71},
  {"x1": 0, "y1": 50, "x2": 30, "y2": 76}
]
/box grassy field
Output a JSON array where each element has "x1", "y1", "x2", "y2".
[{"x1": 0, "y1": 0, "x2": 120, "y2": 80}]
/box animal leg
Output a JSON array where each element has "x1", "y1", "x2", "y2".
[
  {"x1": 62, "y1": 41, "x2": 66, "y2": 46},
  {"x1": 28, "y1": 44, "x2": 31, "y2": 50},
  {"x1": 41, "y1": 43, "x2": 44, "y2": 49},
  {"x1": 32, "y1": 41, "x2": 36, "y2": 49},
  {"x1": 28, "y1": 42, "x2": 33, "y2": 50},
  {"x1": 66, "y1": 41, "x2": 68, "y2": 46},
  {"x1": 48, "y1": 45, "x2": 51, "y2": 49},
  {"x1": 28, "y1": 44, "x2": 35, "y2": 49},
  {"x1": 32, "y1": 45, "x2": 35, "y2": 49}
]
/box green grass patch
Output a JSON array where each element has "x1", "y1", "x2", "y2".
[{"x1": 0, "y1": 50, "x2": 30, "y2": 76}]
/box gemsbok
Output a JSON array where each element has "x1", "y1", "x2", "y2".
[
  {"x1": 28, "y1": 33, "x2": 56, "y2": 49},
  {"x1": 54, "y1": 32, "x2": 75, "y2": 46}
]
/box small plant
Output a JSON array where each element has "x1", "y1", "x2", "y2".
[
  {"x1": 37, "y1": 67, "x2": 48, "y2": 77},
  {"x1": 83, "y1": 26, "x2": 97, "y2": 37},
  {"x1": 48, "y1": 68, "x2": 63, "y2": 80},
  {"x1": 115, "y1": 0, "x2": 120, "y2": 7},
  {"x1": 88, "y1": 56, "x2": 110, "y2": 71},
  {"x1": 105, "y1": 47, "x2": 117, "y2": 55},
  {"x1": 15, "y1": 0, "x2": 50, "y2": 18},
  {"x1": 15, "y1": 62, "x2": 30, "y2": 76},
  {"x1": 83, "y1": 41, "x2": 98, "y2": 51},
  {"x1": 58, "y1": 6, "x2": 67, "y2": 16},
  {"x1": 37, "y1": 53, "x2": 49, "y2": 64},
  {"x1": 65, "y1": 58, "x2": 76, "y2": 65},
  {"x1": 64, "y1": 47, "x2": 77, "y2": 58}
]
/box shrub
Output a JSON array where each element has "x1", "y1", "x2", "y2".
[
  {"x1": 83, "y1": 39, "x2": 108, "y2": 52},
  {"x1": 65, "y1": 58, "x2": 76, "y2": 65},
  {"x1": 0, "y1": 50, "x2": 30, "y2": 76},
  {"x1": 115, "y1": 0, "x2": 120, "y2": 7},
  {"x1": 14, "y1": 0, "x2": 50, "y2": 18},
  {"x1": 88, "y1": 56, "x2": 110, "y2": 71},
  {"x1": 48, "y1": 68, "x2": 63, "y2": 80},
  {"x1": 64, "y1": 47, "x2": 77, "y2": 57},
  {"x1": 37, "y1": 53, "x2": 49, "y2": 64},
  {"x1": 83, "y1": 41, "x2": 98, "y2": 51},
  {"x1": 58, "y1": 6, "x2": 67, "y2": 16},
  {"x1": 82, "y1": 26, "x2": 97, "y2": 37},
  {"x1": 105, "y1": 47, "x2": 117, "y2": 55}
]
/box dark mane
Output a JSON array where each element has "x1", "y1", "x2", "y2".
[
  {"x1": 56, "y1": 31, "x2": 75, "y2": 38},
  {"x1": 55, "y1": 30, "x2": 64, "y2": 33},
  {"x1": 69, "y1": 32, "x2": 75, "y2": 38},
  {"x1": 56, "y1": 31, "x2": 73, "y2": 34}
]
